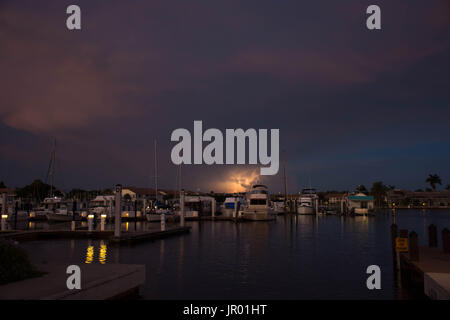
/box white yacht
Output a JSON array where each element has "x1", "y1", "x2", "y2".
[
  {"x1": 242, "y1": 184, "x2": 276, "y2": 221},
  {"x1": 89, "y1": 195, "x2": 115, "y2": 218},
  {"x1": 273, "y1": 201, "x2": 285, "y2": 214},
  {"x1": 297, "y1": 188, "x2": 318, "y2": 215},
  {"x1": 32, "y1": 197, "x2": 72, "y2": 222},
  {"x1": 221, "y1": 196, "x2": 245, "y2": 217}
]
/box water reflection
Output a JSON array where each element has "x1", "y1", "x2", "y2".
[
  {"x1": 99, "y1": 241, "x2": 107, "y2": 264},
  {"x1": 20, "y1": 209, "x2": 450, "y2": 299},
  {"x1": 85, "y1": 243, "x2": 94, "y2": 264}
]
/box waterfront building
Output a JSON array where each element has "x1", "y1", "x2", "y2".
[
  {"x1": 347, "y1": 193, "x2": 374, "y2": 215},
  {"x1": 387, "y1": 190, "x2": 450, "y2": 208}
]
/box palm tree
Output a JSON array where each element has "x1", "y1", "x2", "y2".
[
  {"x1": 356, "y1": 185, "x2": 368, "y2": 193},
  {"x1": 426, "y1": 174, "x2": 442, "y2": 191},
  {"x1": 370, "y1": 181, "x2": 387, "y2": 208}
]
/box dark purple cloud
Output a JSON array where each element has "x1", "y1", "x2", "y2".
[{"x1": 0, "y1": 0, "x2": 449, "y2": 192}]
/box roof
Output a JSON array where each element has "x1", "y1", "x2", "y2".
[
  {"x1": 0, "y1": 188, "x2": 16, "y2": 196},
  {"x1": 348, "y1": 195, "x2": 374, "y2": 201}
]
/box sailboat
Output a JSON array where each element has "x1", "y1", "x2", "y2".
[
  {"x1": 33, "y1": 139, "x2": 72, "y2": 222},
  {"x1": 146, "y1": 139, "x2": 173, "y2": 222}
]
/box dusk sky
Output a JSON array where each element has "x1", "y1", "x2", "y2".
[{"x1": 0, "y1": 0, "x2": 449, "y2": 193}]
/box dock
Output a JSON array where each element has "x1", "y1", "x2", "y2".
[
  {"x1": 0, "y1": 226, "x2": 191, "y2": 245},
  {"x1": 400, "y1": 246, "x2": 450, "y2": 299},
  {"x1": 392, "y1": 224, "x2": 450, "y2": 299},
  {"x1": 110, "y1": 226, "x2": 191, "y2": 244},
  {"x1": 0, "y1": 263, "x2": 145, "y2": 300}
]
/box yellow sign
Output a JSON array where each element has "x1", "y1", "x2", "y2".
[{"x1": 396, "y1": 237, "x2": 408, "y2": 252}]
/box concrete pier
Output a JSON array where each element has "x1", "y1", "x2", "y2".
[
  {"x1": 400, "y1": 246, "x2": 450, "y2": 299},
  {"x1": 0, "y1": 263, "x2": 145, "y2": 300}
]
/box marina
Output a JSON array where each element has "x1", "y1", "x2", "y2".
[
  {"x1": 1, "y1": 1, "x2": 449, "y2": 305},
  {"x1": 1, "y1": 204, "x2": 449, "y2": 299}
]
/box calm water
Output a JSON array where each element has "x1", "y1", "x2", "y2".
[{"x1": 20, "y1": 210, "x2": 450, "y2": 299}]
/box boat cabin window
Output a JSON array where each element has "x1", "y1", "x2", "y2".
[
  {"x1": 250, "y1": 199, "x2": 267, "y2": 205},
  {"x1": 250, "y1": 190, "x2": 267, "y2": 195}
]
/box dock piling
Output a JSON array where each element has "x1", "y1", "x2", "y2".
[
  {"x1": 180, "y1": 190, "x2": 185, "y2": 227},
  {"x1": 428, "y1": 224, "x2": 438, "y2": 247},
  {"x1": 114, "y1": 184, "x2": 122, "y2": 238},
  {"x1": 1, "y1": 214, "x2": 6, "y2": 231},
  {"x1": 409, "y1": 231, "x2": 419, "y2": 261},
  {"x1": 390, "y1": 224, "x2": 398, "y2": 253},
  {"x1": 161, "y1": 213, "x2": 166, "y2": 231},
  {"x1": 443, "y1": 228, "x2": 450, "y2": 254},
  {"x1": 88, "y1": 215, "x2": 94, "y2": 232},
  {"x1": 1, "y1": 193, "x2": 6, "y2": 217}
]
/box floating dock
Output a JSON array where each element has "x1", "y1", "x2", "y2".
[{"x1": 0, "y1": 226, "x2": 191, "y2": 244}]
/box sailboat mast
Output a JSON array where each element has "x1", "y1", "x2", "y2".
[
  {"x1": 283, "y1": 151, "x2": 287, "y2": 206},
  {"x1": 50, "y1": 139, "x2": 56, "y2": 197},
  {"x1": 154, "y1": 138, "x2": 158, "y2": 204}
]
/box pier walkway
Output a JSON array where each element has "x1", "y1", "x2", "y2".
[{"x1": 0, "y1": 263, "x2": 145, "y2": 300}]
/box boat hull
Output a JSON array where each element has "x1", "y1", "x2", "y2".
[
  {"x1": 242, "y1": 208, "x2": 276, "y2": 221},
  {"x1": 47, "y1": 213, "x2": 73, "y2": 222},
  {"x1": 297, "y1": 206, "x2": 315, "y2": 215}
]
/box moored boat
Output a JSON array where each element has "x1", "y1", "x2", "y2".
[{"x1": 242, "y1": 184, "x2": 276, "y2": 221}]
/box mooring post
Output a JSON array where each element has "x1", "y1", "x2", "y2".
[
  {"x1": 390, "y1": 224, "x2": 398, "y2": 252},
  {"x1": 233, "y1": 198, "x2": 238, "y2": 220},
  {"x1": 134, "y1": 199, "x2": 138, "y2": 231},
  {"x1": 428, "y1": 224, "x2": 438, "y2": 247},
  {"x1": 161, "y1": 213, "x2": 166, "y2": 231},
  {"x1": 442, "y1": 228, "x2": 450, "y2": 254},
  {"x1": 409, "y1": 231, "x2": 419, "y2": 261},
  {"x1": 114, "y1": 184, "x2": 122, "y2": 238},
  {"x1": 14, "y1": 201, "x2": 18, "y2": 229},
  {"x1": 71, "y1": 201, "x2": 76, "y2": 231},
  {"x1": 1, "y1": 192, "x2": 6, "y2": 216},
  {"x1": 1, "y1": 213, "x2": 6, "y2": 231},
  {"x1": 100, "y1": 214, "x2": 106, "y2": 231},
  {"x1": 180, "y1": 189, "x2": 185, "y2": 227},
  {"x1": 88, "y1": 214, "x2": 94, "y2": 232}
]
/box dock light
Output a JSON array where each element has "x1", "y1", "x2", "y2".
[
  {"x1": 1, "y1": 215, "x2": 8, "y2": 219},
  {"x1": 100, "y1": 214, "x2": 107, "y2": 218},
  {"x1": 88, "y1": 214, "x2": 94, "y2": 219},
  {"x1": 422, "y1": 202, "x2": 426, "y2": 206},
  {"x1": 125, "y1": 212, "x2": 129, "y2": 217},
  {"x1": 29, "y1": 212, "x2": 35, "y2": 218}
]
